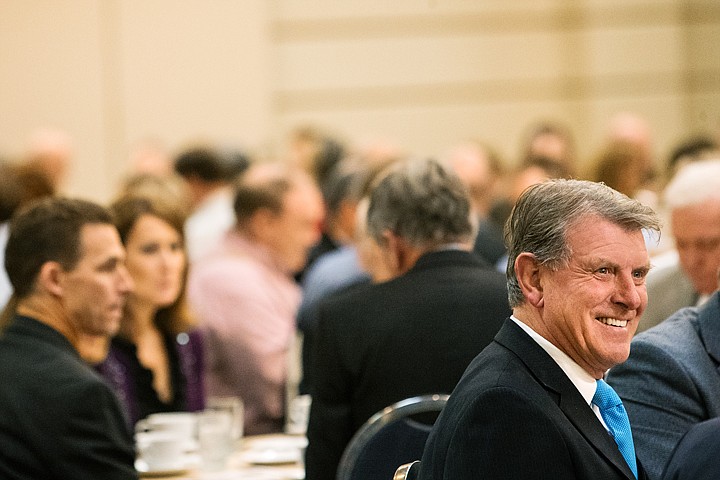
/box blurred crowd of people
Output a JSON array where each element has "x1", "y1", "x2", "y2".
[{"x1": 1, "y1": 114, "x2": 719, "y2": 479}]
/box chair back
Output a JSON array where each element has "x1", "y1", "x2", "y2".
[
  {"x1": 393, "y1": 460, "x2": 421, "y2": 480},
  {"x1": 336, "y1": 394, "x2": 448, "y2": 480}
]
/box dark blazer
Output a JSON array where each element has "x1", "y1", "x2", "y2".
[
  {"x1": 661, "y1": 417, "x2": 720, "y2": 480},
  {"x1": 0, "y1": 316, "x2": 137, "y2": 480},
  {"x1": 607, "y1": 292, "x2": 720, "y2": 480},
  {"x1": 419, "y1": 319, "x2": 647, "y2": 480},
  {"x1": 305, "y1": 249, "x2": 510, "y2": 480}
]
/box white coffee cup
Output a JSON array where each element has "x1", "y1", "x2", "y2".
[
  {"x1": 136, "y1": 412, "x2": 197, "y2": 438},
  {"x1": 136, "y1": 431, "x2": 186, "y2": 471},
  {"x1": 135, "y1": 412, "x2": 198, "y2": 452}
]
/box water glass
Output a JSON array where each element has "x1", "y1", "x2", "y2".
[{"x1": 197, "y1": 409, "x2": 234, "y2": 471}]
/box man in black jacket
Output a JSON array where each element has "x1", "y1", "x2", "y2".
[
  {"x1": 420, "y1": 179, "x2": 660, "y2": 480},
  {"x1": 304, "y1": 158, "x2": 511, "y2": 480},
  {"x1": 0, "y1": 197, "x2": 137, "y2": 480}
]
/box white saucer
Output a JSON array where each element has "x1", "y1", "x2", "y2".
[
  {"x1": 241, "y1": 448, "x2": 301, "y2": 465},
  {"x1": 246, "y1": 436, "x2": 308, "y2": 450},
  {"x1": 135, "y1": 458, "x2": 190, "y2": 477}
]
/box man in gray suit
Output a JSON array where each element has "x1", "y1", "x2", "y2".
[
  {"x1": 608, "y1": 284, "x2": 720, "y2": 479},
  {"x1": 638, "y1": 158, "x2": 720, "y2": 332}
]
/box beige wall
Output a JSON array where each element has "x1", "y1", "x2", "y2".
[
  {"x1": 0, "y1": 0, "x2": 272, "y2": 201},
  {"x1": 1, "y1": 0, "x2": 718, "y2": 202}
]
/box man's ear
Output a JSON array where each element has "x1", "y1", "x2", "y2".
[
  {"x1": 247, "y1": 207, "x2": 275, "y2": 240},
  {"x1": 38, "y1": 261, "x2": 64, "y2": 297},
  {"x1": 515, "y1": 252, "x2": 544, "y2": 308},
  {"x1": 379, "y1": 230, "x2": 402, "y2": 276},
  {"x1": 381, "y1": 231, "x2": 422, "y2": 277}
]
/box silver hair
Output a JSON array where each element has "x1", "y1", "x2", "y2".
[
  {"x1": 366, "y1": 157, "x2": 475, "y2": 248},
  {"x1": 663, "y1": 157, "x2": 720, "y2": 210},
  {"x1": 505, "y1": 179, "x2": 661, "y2": 307}
]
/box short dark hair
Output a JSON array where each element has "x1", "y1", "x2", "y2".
[
  {"x1": 666, "y1": 135, "x2": 719, "y2": 178},
  {"x1": 232, "y1": 163, "x2": 314, "y2": 226},
  {"x1": 174, "y1": 146, "x2": 248, "y2": 183},
  {"x1": 5, "y1": 197, "x2": 114, "y2": 299},
  {"x1": 0, "y1": 162, "x2": 23, "y2": 222}
]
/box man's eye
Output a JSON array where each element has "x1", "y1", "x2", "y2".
[
  {"x1": 633, "y1": 269, "x2": 649, "y2": 281},
  {"x1": 99, "y1": 260, "x2": 118, "y2": 272}
]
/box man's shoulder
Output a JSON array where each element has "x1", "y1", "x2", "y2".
[
  {"x1": 609, "y1": 308, "x2": 706, "y2": 386},
  {"x1": 457, "y1": 337, "x2": 533, "y2": 388},
  {"x1": 0, "y1": 317, "x2": 73, "y2": 361},
  {"x1": 409, "y1": 250, "x2": 508, "y2": 288},
  {"x1": 633, "y1": 306, "x2": 702, "y2": 349},
  {"x1": 191, "y1": 247, "x2": 261, "y2": 274},
  {"x1": 0, "y1": 321, "x2": 118, "y2": 414},
  {"x1": 189, "y1": 245, "x2": 282, "y2": 291},
  {"x1": 317, "y1": 279, "x2": 376, "y2": 315},
  {"x1": 429, "y1": 339, "x2": 555, "y2": 436}
]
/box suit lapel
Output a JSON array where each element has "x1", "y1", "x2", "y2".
[{"x1": 495, "y1": 320, "x2": 637, "y2": 480}]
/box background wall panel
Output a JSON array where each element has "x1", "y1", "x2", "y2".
[{"x1": 0, "y1": 0, "x2": 718, "y2": 201}]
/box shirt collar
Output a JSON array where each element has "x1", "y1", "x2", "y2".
[{"x1": 511, "y1": 315, "x2": 597, "y2": 406}]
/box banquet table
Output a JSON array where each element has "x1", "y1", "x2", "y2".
[{"x1": 138, "y1": 433, "x2": 306, "y2": 480}]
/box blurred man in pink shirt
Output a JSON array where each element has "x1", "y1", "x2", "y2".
[{"x1": 188, "y1": 163, "x2": 324, "y2": 434}]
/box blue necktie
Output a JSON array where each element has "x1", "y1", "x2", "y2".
[{"x1": 593, "y1": 379, "x2": 638, "y2": 479}]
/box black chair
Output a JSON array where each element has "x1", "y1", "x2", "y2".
[{"x1": 336, "y1": 394, "x2": 448, "y2": 480}]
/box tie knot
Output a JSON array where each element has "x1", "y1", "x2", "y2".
[{"x1": 593, "y1": 379, "x2": 622, "y2": 410}]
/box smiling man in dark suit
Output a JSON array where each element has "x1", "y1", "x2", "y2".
[
  {"x1": 304, "y1": 158, "x2": 511, "y2": 480},
  {"x1": 419, "y1": 179, "x2": 660, "y2": 480}
]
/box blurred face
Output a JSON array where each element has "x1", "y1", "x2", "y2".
[
  {"x1": 536, "y1": 217, "x2": 650, "y2": 378},
  {"x1": 530, "y1": 133, "x2": 571, "y2": 165},
  {"x1": 671, "y1": 200, "x2": 720, "y2": 295},
  {"x1": 61, "y1": 224, "x2": 133, "y2": 337},
  {"x1": 124, "y1": 214, "x2": 186, "y2": 309},
  {"x1": 448, "y1": 147, "x2": 494, "y2": 216},
  {"x1": 264, "y1": 184, "x2": 324, "y2": 273}
]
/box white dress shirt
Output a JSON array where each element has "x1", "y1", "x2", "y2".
[{"x1": 511, "y1": 316, "x2": 608, "y2": 428}]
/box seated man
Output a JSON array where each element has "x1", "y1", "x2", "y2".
[
  {"x1": 305, "y1": 158, "x2": 511, "y2": 480},
  {"x1": 638, "y1": 158, "x2": 720, "y2": 332},
  {"x1": 188, "y1": 163, "x2": 325, "y2": 435},
  {"x1": 420, "y1": 179, "x2": 659, "y2": 480},
  {"x1": 607, "y1": 270, "x2": 720, "y2": 479},
  {"x1": 0, "y1": 197, "x2": 137, "y2": 480}
]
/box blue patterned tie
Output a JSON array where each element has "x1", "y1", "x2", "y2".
[{"x1": 593, "y1": 379, "x2": 638, "y2": 479}]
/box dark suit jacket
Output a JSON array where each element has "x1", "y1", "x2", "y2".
[
  {"x1": 0, "y1": 315, "x2": 138, "y2": 480},
  {"x1": 305, "y1": 249, "x2": 510, "y2": 480},
  {"x1": 419, "y1": 319, "x2": 647, "y2": 480},
  {"x1": 661, "y1": 417, "x2": 720, "y2": 480}
]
